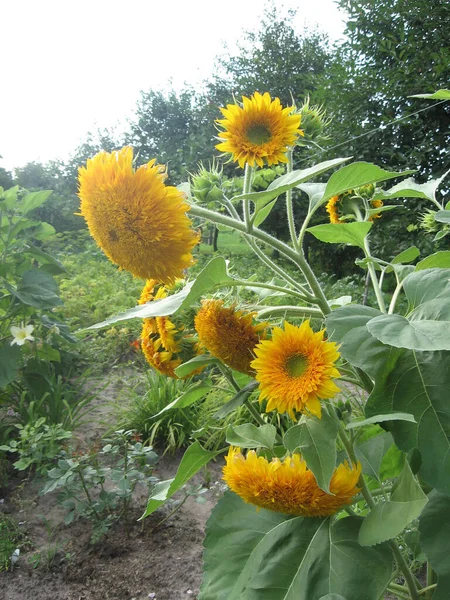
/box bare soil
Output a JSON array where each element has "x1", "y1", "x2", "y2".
[{"x1": 1, "y1": 369, "x2": 223, "y2": 600}]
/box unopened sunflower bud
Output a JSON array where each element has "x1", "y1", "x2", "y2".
[
  {"x1": 296, "y1": 97, "x2": 331, "y2": 142},
  {"x1": 420, "y1": 209, "x2": 440, "y2": 233},
  {"x1": 191, "y1": 163, "x2": 224, "y2": 206}
]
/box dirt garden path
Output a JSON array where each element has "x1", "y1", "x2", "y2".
[{"x1": 1, "y1": 368, "x2": 224, "y2": 600}]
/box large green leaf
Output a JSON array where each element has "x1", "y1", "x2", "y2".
[
  {"x1": 326, "y1": 305, "x2": 401, "y2": 379},
  {"x1": 403, "y1": 268, "x2": 450, "y2": 309},
  {"x1": 297, "y1": 182, "x2": 327, "y2": 213},
  {"x1": 174, "y1": 355, "x2": 218, "y2": 378},
  {"x1": 18, "y1": 190, "x2": 52, "y2": 215},
  {"x1": 322, "y1": 162, "x2": 413, "y2": 202},
  {"x1": 234, "y1": 158, "x2": 350, "y2": 210},
  {"x1": 358, "y1": 461, "x2": 428, "y2": 546},
  {"x1": 0, "y1": 343, "x2": 21, "y2": 389},
  {"x1": 366, "y1": 313, "x2": 450, "y2": 351},
  {"x1": 411, "y1": 89, "x2": 450, "y2": 100},
  {"x1": 366, "y1": 350, "x2": 450, "y2": 495},
  {"x1": 306, "y1": 222, "x2": 372, "y2": 249},
  {"x1": 151, "y1": 380, "x2": 212, "y2": 417},
  {"x1": 434, "y1": 209, "x2": 450, "y2": 224},
  {"x1": 226, "y1": 423, "x2": 277, "y2": 450},
  {"x1": 84, "y1": 256, "x2": 233, "y2": 330},
  {"x1": 283, "y1": 410, "x2": 338, "y2": 493},
  {"x1": 416, "y1": 251, "x2": 450, "y2": 271},
  {"x1": 391, "y1": 246, "x2": 420, "y2": 265},
  {"x1": 419, "y1": 491, "x2": 450, "y2": 600},
  {"x1": 140, "y1": 442, "x2": 218, "y2": 519},
  {"x1": 10, "y1": 269, "x2": 62, "y2": 309},
  {"x1": 200, "y1": 493, "x2": 392, "y2": 600},
  {"x1": 353, "y1": 432, "x2": 398, "y2": 482}
]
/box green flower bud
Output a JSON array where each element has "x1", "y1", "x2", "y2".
[
  {"x1": 420, "y1": 209, "x2": 440, "y2": 233},
  {"x1": 296, "y1": 97, "x2": 331, "y2": 143},
  {"x1": 191, "y1": 162, "x2": 224, "y2": 206}
]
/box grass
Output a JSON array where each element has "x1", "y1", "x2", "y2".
[{"x1": 0, "y1": 515, "x2": 28, "y2": 572}]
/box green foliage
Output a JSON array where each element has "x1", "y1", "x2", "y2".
[
  {"x1": 200, "y1": 493, "x2": 393, "y2": 600},
  {"x1": 0, "y1": 418, "x2": 72, "y2": 476},
  {"x1": 0, "y1": 515, "x2": 27, "y2": 572},
  {"x1": 40, "y1": 430, "x2": 158, "y2": 543}
]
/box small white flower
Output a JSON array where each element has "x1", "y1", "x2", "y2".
[{"x1": 10, "y1": 322, "x2": 35, "y2": 346}]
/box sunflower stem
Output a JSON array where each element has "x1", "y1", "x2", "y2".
[
  {"x1": 243, "y1": 164, "x2": 254, "y2": 231},
  {"x1": 363, "y1": 236, "x2": 387, "y2": 313},
  {"x1": 227, "y1": 279, "x2": 312, "y2": 303},
  {"x1": 286, "y1": 150, "x2": 300, "y2": 253},
  {"x1": 217, "y1": 362, "x2": 266, "y2": 427}
]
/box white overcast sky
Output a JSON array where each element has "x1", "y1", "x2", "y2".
[{"x1": 0, "y1": 0, "x2": 346, "y2": 172}]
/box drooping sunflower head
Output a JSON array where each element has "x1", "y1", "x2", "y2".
[
  {"x1": 216, "y1": 92, "x2": 303, "y2": 169},
  {"x1": 78, "y1": 147, "x2": 199, "y2": 284},
  {"x1": 223, "y1": 447, "x2": 361, "y2": 517},
  {"x1": 369, "y1": 199, "x2": 384, "y2": 221},
  {"x1": 194, "y1": 299, "x2": 268, "y2": 375},
  {"x1": 251, "y1": 320, "x2": 341, "y2": 420},
  {"x1": 139, "y1": 280, "x2": 200, "y2": 378},
  {"x1": 326, "y1": 195, "x2": 343, "y2": 224},
  {"x1": 326, "y1": 185, "x2": 383, "y2": 224}
]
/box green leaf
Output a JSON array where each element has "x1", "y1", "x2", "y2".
[
  {"x1": 326, "y1": 305, "x2": 401, "y2": 379},
  {"x1": 323, "y1": 162, "x2": 414, "y2": 202},
  {"x1": 434, "y1": 209, "x2": 450, "y2": 224},
  {"x1": 359, "y1": 461, "x2": 428, "y2": 546},
  {"x1": 403, "y1": 268, "x2": 450, "y2": 309},
  {"x1": 391, "y1": 246, "x2": 420, "y2": 265},
  {"x1": 416, "y1": 251, "x2": 450, "y2": 270},
  {"x1": 366, "y1": 350, "x2": 450, "y2": 495},
  {"x1": 253, "y1": 198, "x2": 277, "y2": 227},
  {"x1": 0, "y1": 343, "x2": 21, "y2": 389},
  {"x1": 297, "y1": 182, "x2": 327, "y2": 212},
  {"x1": 36, "y1": 343, "x2": 61, "y2": 363},
  {"x1": 226, "y1": 423, "x2": 277, "y2": 450},
  {"x1": 346, "y1": 413, "x2": 416, "y2": 430},
  {"x1": 213, "y1": 381, "x2": 258, "y2": 419},
  {"x1": 410, "y1": 89, "x2": 450, "y2": 100},
  {"x1": 372, "y1": 175, "x2": 449, "y2": 203},
  {"x1": 84, "y1": 256, "x2": 233, "y2": 330},
  {"x1": 354, "y1": 432, "x2": 397, "y2": 481},
  {"x1": 306, "y1": 222, "x2": 372, "y2": 249},
  {"x1": 174, "y1": 355, "x2": 218, "y2": 378},
  {"x1": 10, "y1": 269, "x2": 62, "y2": 309},
  {"x1": 200, "y1": 493, "x2": 392, "y2": 600},
  {"x1": 31, "y1": 221, "x2": 56, "y2": 240},
  {"x1": 18, "y1": 190, "x2": 52, "y2": 215},
  {"x1": 419, "y1": 491, "x2": 450, "y2": 600},
  {"x1": 140, "y1": 442, "x2": 218, "y2": 519},
  {"x1": 151, "y1": 380, "x2": 212, "y2": 417},
  {"x1": 235, "y1": 158, "x2": 350, "y2": 211},
  {"x1": 319, "y1": 596, "x2": 347, "y2": 600},
  {"x1": 23, "y1": 245, "x2": 68, "y2": 274},
  {"x1": 366, "y1": 314, "x2": 450, "y2": 351},
  {"x1": 283, "y1": 410, "x2": 338, "y2": 493}
]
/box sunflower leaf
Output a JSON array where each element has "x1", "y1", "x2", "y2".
[
  {"x1": 416, "y1": 251, "x2": 450, "y2": 270},
  {"x1": 226, "y1": 423, "x2": 277, "y2": 450},
  {"x1": 306, "y1": 222, "x2": 372, "y2": 249},
  {"x1": 283, "y1": 410, "x2": 338, "y2": 493},
  {"x1": 359, "y1": 461, "x2": 428, "y2": 546},
  {"x1": 200, "y1": 493, "x2": 392, "y2": 600}
]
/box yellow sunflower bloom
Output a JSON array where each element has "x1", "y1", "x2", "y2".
[
  {"x1": 325, "y1": 195, "x2": 342, "y2": 224},
  {"x1": 78, "y1": 147, "x2": 199, "y2": 284},
  {"x1": 251, "y1": 320, "x2": 341, "y2": 419},
  {"x1": 194, "y1": 299, "x2": 268, "y2": 375},
  {"x1": 223, "y1": 447, "x2": 361, "y2": 517},
  {"x1": 216, "y1": 92, "x2": 303, "y2": 169},
  {"x1": 369, "y1": 199, "x2": 384, "y2": 221}
]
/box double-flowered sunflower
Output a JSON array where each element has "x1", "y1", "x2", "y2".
[
  {"x1": 194, "y1": 299, "x2": 268, "y2": 375},
  {"x1": 78, "y1": 147, "x2": 199, "y2": 284},
  {"x1": 216, "y1": 92, "x2": 303, "y2": 168},
  {"x1": 223, "y1": 447, "x2": 361, "y2": 517},
  {"x1": 326, "y1": 189, "x2": 384, "y2": 224},
  {"x1": 139, "y1": 279, "x2": 199, "y2": 378},
  {"x1": 251, "y1": 320, "x2": 341, "y2": 419}
]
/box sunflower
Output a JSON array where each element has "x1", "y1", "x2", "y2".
[
  {"x1": 78, "y1": 147, "x2": 199, "y2": 284},
  {"x1": 250, "y1": 320, "x2": 341, "y2": 419},
  {"x1": 369, "y1": 199, "x2": 384, "y2": 220},
  {"x1": 216, "y1": 92, "x2": 303, "y2": 169},
  {"x1": 194, "y1": 299, "x2": 268, "y2": 375},
  {"x1": 325, "y1": 195, "x2": 342, "y2": 224},
  {"x1": 223, "y1": 447, "x2": 361, "y2": 517}
]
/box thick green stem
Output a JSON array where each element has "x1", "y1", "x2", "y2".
[
  {"x1": 363, "y1": 237, "x2": 386, "y2": 313},
  {"x1": 189, "y1": 204, "x2": 330, "y2": 315},
  {"x1": 425, "y1": 563, "x2": 436, "y2": 600},
  {"x1": 285, "y1": 150, "x2": 300, "y2": 253},
  {"x1": 389, "y1": 277, "x2": 405, "y2": 314},
  {"x1": 421, "y1": 583, "x2": 437, "y2": 597},
  {"x1": 243, "y1": 164, "x2": 253, "y2": 230},
  {"x1": 387, "y1": 583, "x2": 412, "y2": 600},
  {"x1": 217, "y1": 362, "x2": 266, "y2": 427},
  {"x1": 388, "y1": 542, "x2": 420, "y2": 600}
]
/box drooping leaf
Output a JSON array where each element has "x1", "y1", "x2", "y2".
[
  {"x1": 326, "y1": 305, "x2": 401, "y2": 379},
  {"x1": 419, "y1": 491, "x2": 450, "y2": 600},
  {"x1": 358, "y1": 461, "x2": 428, "y2": 546},
  {"x1": 174, "y1": 355, "x2": 218, "y2": 378},
  {"x1": 213, "y1": 381, "x2": 258, "y2": 419},
  {"x1": 140, "y1": 442, "x2": 218, "y2": 519},
  {"x1": 322, "y1": 162, "x2": 414, "y2": 202},
  {"x1": 416, "y1": 251, "x2": 450, "y2": 271},
  {"x1": 0, "y1": 343, "x2": 21, "y2": 389},
  {"x1": 9, "y1": 269, "x2": 62, "y2": 309},
  {"x1": 372, "y1": 169, "x2": 450, "y2": 204},
  {"x1": 297, "y1": 182, "x2": 327, "y2": 213},
  {"x1": 306, "y1": 222, "x2": 372, "y2": 249},
  {"x1": 347, "y1": 413, "x2": 416, "y2": 430},
  {"x1": 366, "y1": 314, "x2": 450, "y2": 351},
  {"x1": 226, "y1": 423, "x2": 277, "y2": 450},
  {"x1": 84, "y1": 256, "x2": 234, "y2": 330},
  {"x1": 391, "y1": 246, "x2": 420, "y2": 265},
  {"x1": 200, "y1": 493, "x2": 392, "y2": 600},
  {"x1": 151, "y1": 380, "x2": 212, "y2": 417},
  {"x1": 18, "y1": 190, "x2": 52, "y2": 215},
  {"x1": 411, "y1": 89, "x2": 450, "y2": 100},
  {"x1": 366, "y1": 350, "x2": 450, "y2": 495},
  {"x1": 283, "y1": 410, "x2": 338, "y2": 493},
  {"x1": 353, "y1": 432, "x2": 397, "y2": 481}
]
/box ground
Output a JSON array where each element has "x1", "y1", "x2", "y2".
[{"x1": 0, "y1": 370, "x2": 224, "y2": 600}]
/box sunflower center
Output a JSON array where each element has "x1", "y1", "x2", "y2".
[
  {"x1": 285, "y1": 354, "x2": 308, "y2": 378},
  {"x1": 245, "y1": 123, "x2": 272, "y2": 146}
]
